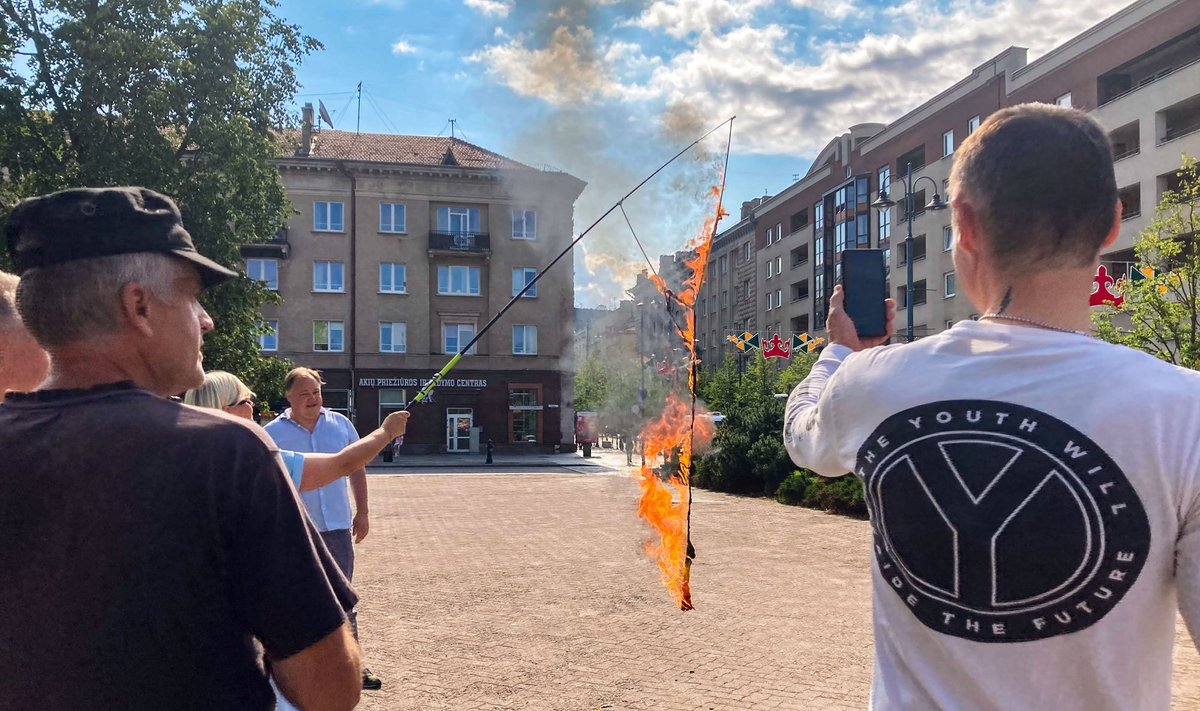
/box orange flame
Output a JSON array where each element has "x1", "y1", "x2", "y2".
[{"x1": 636, "y1": 178, "x2": 725, "y2": 610}]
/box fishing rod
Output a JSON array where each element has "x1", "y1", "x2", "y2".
[{"x1": 404, "y1": 116, "x2": 737, "y2": 411}]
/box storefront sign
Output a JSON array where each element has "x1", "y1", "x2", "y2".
[{"x1": 358, "y1": 377, "x2": 489, "y2": 388}]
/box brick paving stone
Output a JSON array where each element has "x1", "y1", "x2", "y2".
[{"x1": 349, "y1": 471, "x2": 1200, "y2": 710}]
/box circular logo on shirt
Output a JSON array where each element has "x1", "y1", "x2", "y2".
[{"x1": 858, "y1": 400, "x2": 1150, "y2": 643}]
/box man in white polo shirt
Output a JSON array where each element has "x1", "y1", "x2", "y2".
[{"x1": 265, "y1": 366, "x2": 381, "y2": 690}]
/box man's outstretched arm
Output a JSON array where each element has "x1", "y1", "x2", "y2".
[{"x1": 783, "y1": 285, "x2": 895, "y2": 478}]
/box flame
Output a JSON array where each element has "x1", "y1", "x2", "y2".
[{"x1": 636, "y1": 179, "x2": 724, "y2": 610}]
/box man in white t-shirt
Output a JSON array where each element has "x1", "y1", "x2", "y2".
[{"x1": 784, "y1": 103, "x2": 1200, "y2": 710}]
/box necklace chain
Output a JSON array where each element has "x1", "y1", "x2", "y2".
[{"x1": 978, "y1": 313, "x2": 1090, "y2": 337}]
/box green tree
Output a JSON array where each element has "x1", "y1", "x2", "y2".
[
  {"x1": 699, "y1": 350, "x2": 739, "y2": 413},
  {"x1": 0, "y1": 0, "x2": 320, "y2": 401},
  {"x1": 573, "y1": 354, "x2": 610, "y2": 412},
  {"x1": 1093, "y1": 156, "x2": 1200, "y2": 369}
]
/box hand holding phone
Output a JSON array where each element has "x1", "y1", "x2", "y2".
[{"x1": 830, "y1": 249, "x2": 896, "y2": 350}]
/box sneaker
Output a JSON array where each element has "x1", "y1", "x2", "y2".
[{"x1": 362, "y1": 669, "x2": 383, "y2": 690}]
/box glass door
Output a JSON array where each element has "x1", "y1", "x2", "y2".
[{"x1": 446, "y1": 408, "x2": 473, "y2": 452}]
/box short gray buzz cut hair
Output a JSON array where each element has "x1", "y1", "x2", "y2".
[{"x1": 16, "y1": 252, "x2": 184, "y2": 347}]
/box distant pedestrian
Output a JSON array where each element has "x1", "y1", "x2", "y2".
[
  {"x1": 784, "y1": 105, "x2": 1199, "y2": 710},
  {"x1": 0, "y1": 187, "x2": 362, "y2": 710},
  {"x1": 265, "y1": 367, "x2": 382, "y2": 690}
]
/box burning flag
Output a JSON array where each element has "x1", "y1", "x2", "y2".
[{"x1": 635, "y1": 180, "x2": 727, "y2": 610}]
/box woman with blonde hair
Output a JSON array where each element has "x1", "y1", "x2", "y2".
[{"x1": 185, "y1": 370, "x2": 409, "y2": 492}]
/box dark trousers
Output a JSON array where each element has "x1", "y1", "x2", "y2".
[{"x1": 320, "y1": 528, "x2": 358, "y2": 639}]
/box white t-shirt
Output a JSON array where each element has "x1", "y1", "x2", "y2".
[{"x1": 784, "y1": 320, "x2": 1200, "y2": 711}]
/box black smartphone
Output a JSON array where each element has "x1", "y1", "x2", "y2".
[{"x1": 840, "y1": 249, "x2": 888, "y2": 338}]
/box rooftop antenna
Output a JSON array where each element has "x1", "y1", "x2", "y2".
[
  {"x1": 356, "y1": 82, "x2": 362, "y2": 135},
  {"x1": 449, "y1": 118, "x2": 456, "y2": 141}
]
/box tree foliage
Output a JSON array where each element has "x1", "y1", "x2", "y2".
[
  {"x1": 694, "y1": 350, "x2": 818, "y2": 496},
  {"x1": 1093, "y1": 155, "x2": 1200, "y2": 369},
  {"x1": 0, "y1": 0, "x2": 320, "y2": 401}
]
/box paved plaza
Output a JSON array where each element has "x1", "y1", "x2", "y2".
[{"x1": 350, "y1": 462, "x2": 1200, "y2": 710}]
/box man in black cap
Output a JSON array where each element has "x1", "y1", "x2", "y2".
[{"x1": 0, "y1": 187, "x2": 363, "y2": 710}]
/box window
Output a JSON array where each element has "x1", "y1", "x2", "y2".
[
  {"x1": 776, "y1": 223, "x2": 783, "y2": 243},
  {"x1": 436, "y1": 206, "x2": 481, "y2": 235},
  {"x1": 942, "y1": 129, "x2": 954, "y2": 157},
  {"x1": 775, "y1": 256, "x2": 782, "y2": 274},
  {"x1": 898, "y1": 234, "x2": 928, "y2": 264},
  {"x1": 813, "y1": 201, "x2": 825, "y2": 231},
  {"x1": 719, "y1": 255, "x2": 728, "y2": 274},
  {"x1": 877, "y1": 164, "x2": 891, "y2": 195},
  {"x1": 790, "y1": 209, "x2": 809, "y2": 232},
  {"x1": 766, "y1": 260, "x2": 773, "y2": 279},
  {"x1": 878, "y1": 205, "x2": 891, "y2": 244},
  {"x1": 379, "y1": 389, "x2": 407, "y2": 425},
  {"x1": 379, "y1": 263, "x2": 407, "y2": 293},
  {"x1": 721, "y1": 290, "x2": 728, "y2": 308},
  {"x1": 313, "y1": 320, "x2": 344, "y2": 352},
  {"x1": 258, "y1": 320, "x2": 278, "y2": 352},
  {"x1": 896, "y1": 145, "x2": 925, "y2": 173},
  {"x1": 512, "y1": 209, "x2": 537, "y2": 240},
  {"x1": 379, "y1": 203, "x2": 406, "y2": 233},
  {"x1": 512, "y1": 325, "x2": 538, "y2": 355},
  {"x1": 246, "y1": 258, "x2": 278, "y2": 290},
  {"x1": 742, "y1": 242, "x2": 751, "y2": 262},
  {"x1": 897, "y1": 281, "x2": 927, "y2": 307},
  {"x1": 814, "y1": 234, "x2": 825, "y2": 268},
  {"x1": 313, "y1": 201, "x2": 344, "y2": 232},
  {"x1": 437, "y1": 265, "x2": 481, "y2": 295},
  {"x1": 312, "y1": 261, "x2": 345, "y2": 292},
  {"x1": 856, "y1": 214, "x2": 870, "y2": 248},
  {"x1": 792, "y1": 279, "x2": 809, "y2": 301},
  {"x1": 791, "y1": 244, "x2": 809, "y2": 267},
  {"x1": 775, "y1": 289, "x2": 782, "y2": 308},
  {"x1": 443, "y1": 322, "x2": 477, "y2": 355},
  {"x1": 510, "y1": 386, "x2": 541, "y2": 443},
  {"x1": 943, "y1": 225, "x2": 953, "y2": 251},
  {"x1": 512, "y1": 267, "x2": 538, "y2": 297},
  {"x1": 766, "y1": 291, "x2": 773, "y2": 311},
  {"x1": 380, "y1": 322, "x2": 407, "y2": 353},
  {"x1": 1056, "y1": 92, "x2": 1072, "y2": 108},
  {"x1": 968, "y1": 115, "x2": 981, "y2": 135},
  {"x1": 766, "y1": 227, "x2": 773, "y2": 246},
  {"x1": 944, "y1": 271, "x2": 956, "y2": 298}
]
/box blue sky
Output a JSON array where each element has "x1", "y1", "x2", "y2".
[{"x1": 279, "y1": 0, "x2": 1133, "y2": 307}]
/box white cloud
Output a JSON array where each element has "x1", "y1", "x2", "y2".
[
  {"x1": 464, "y1": 0, "x2": 513, "y2": 18},
  {"x1": 391, "y1": 39, "x2": 418, "y2": 55},
  {"x1": 475, "y1": 0, "x2": 1136, "y2": 154},
  {"x1": 624, "y1": 0, "x2": 769, "y2": 39}
]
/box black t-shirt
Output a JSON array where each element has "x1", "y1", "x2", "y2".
[{"x1": 0, "y1": 382, "x2": 358, "y2": 710}]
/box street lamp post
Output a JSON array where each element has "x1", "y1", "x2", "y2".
[
  {"x1": 636, "y1": 300, "x2": 647, "y2": 467},
  {"x1": 872, "y1": 162, "x2": 948, "y2": 342}
]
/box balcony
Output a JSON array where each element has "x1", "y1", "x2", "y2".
[
  {"x1": 1158, "y1": 94, "x2": 1200, "y2": 145},
  {"x1": 429, "y1": 231, "x2": 491, "y2": 254},
  {"x1": 1097, "y1": 28, "x2": 1200, "y2": 107},
  {"x1": 1109, "y1": 121, "x2": 1140, "y2": 162},
  {"x1": 239, "y1": 227, "x2": 290, "y2": 259}
]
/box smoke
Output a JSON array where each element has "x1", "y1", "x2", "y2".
[{"x1": 484, "y1": 1, "x2": 726, "y2": 311}]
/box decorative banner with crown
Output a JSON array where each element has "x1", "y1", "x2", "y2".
[{"x1": 725, "y1": 332, "x2": 824, "y2": 359}]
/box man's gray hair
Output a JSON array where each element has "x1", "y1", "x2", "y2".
[
  {"x1": 16, "y1": 252, "x2": 183, "y2": 347},
  {"x1": 0, "y1": 271, "x2": 20, "y2": 332}
]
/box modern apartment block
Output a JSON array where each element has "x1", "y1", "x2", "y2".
[
  {"x1": 245, "y1": 106, "x2": 586, "y2": 453},
  {"x1": 699, "y1": 0, "x2": 1200, "y2": 364}
]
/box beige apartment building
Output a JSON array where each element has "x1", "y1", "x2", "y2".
[
  {"x1": 696, "y1": 0, "x2": 1200, "y2": 364},
  {"x1": 244, "y1": 107, "x2": 586, "y2": 453}
]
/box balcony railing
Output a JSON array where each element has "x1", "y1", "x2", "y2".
[
  {"x1": 1099, "y1": 56, "x2": 1200, "y2": 107},
  {"x1": 239, "y1": 227, "x2": 290, "y2": 259},
  {"x1": 429, "y1": 232, "x2": 491, "y2": 252}
]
